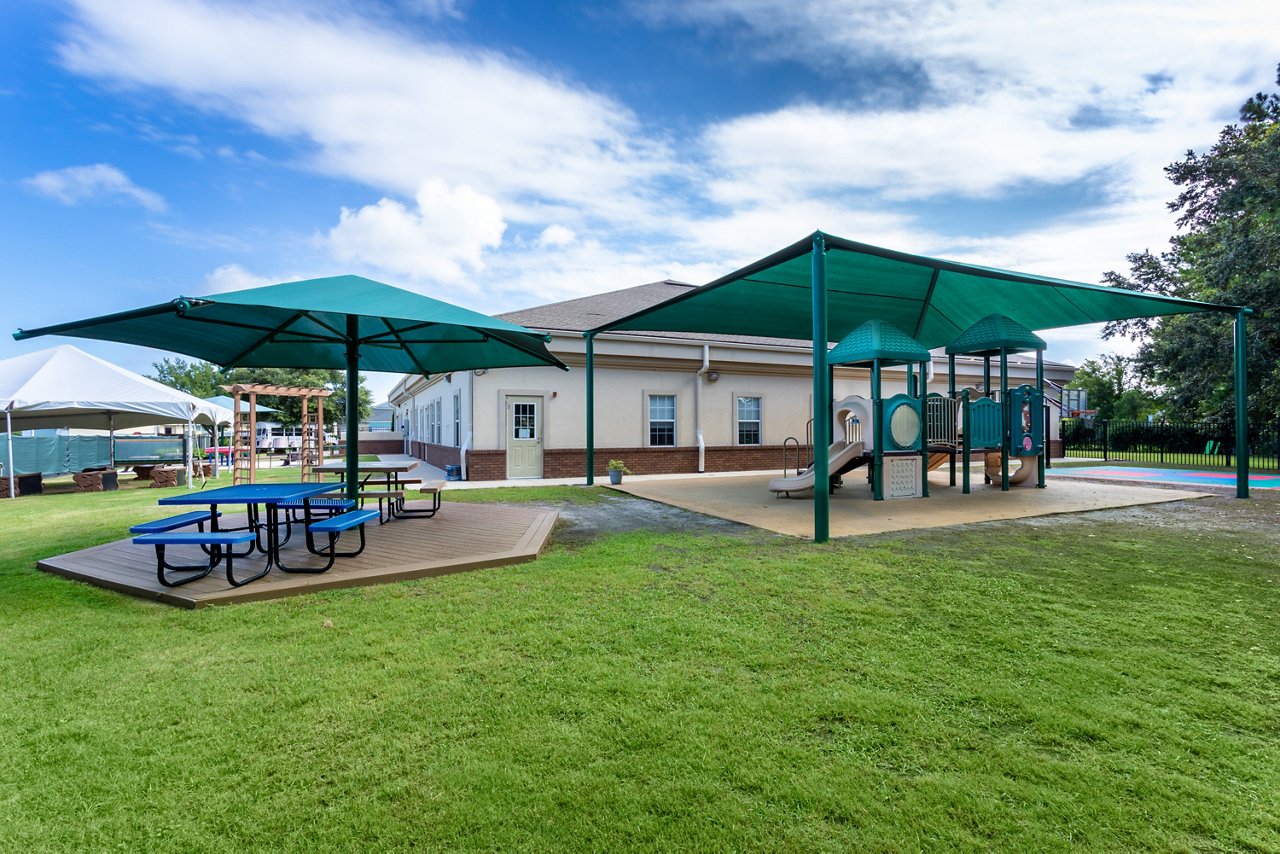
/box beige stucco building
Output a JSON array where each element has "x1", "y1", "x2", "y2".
[{"x1": 388, "y1": 281, "x2": 1077, "y2": 481}]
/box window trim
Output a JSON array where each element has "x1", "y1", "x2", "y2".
[
  {"x1": 733, "y1": 393, "x2": 763, "y2": 446},
  {"x1": 644, "y1": 391, "x2": 677, "y2": 448}
]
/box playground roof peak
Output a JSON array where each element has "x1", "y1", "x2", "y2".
[
  {"x1": 945, "y1": 314, "x2": 1046, "y2": 356},
  {"x1": 590, "y1": 230, "x2": 1243, "y2": 346},
  {"x1": 828, "y1": 319, "x2": 930, "y2": 367}
]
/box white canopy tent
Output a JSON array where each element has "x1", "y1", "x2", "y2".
[{"x1": 0, "y1": 345, "x2": 232, "y2": 496}]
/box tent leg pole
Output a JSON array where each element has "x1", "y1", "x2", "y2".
[
  {"x1": 1235, "y1": 310, "x2": 1249, "y2": 499},
  {"x1": 585, "y1": 333, "x2": 595, "y2": 486},
  {"x1": 186, "y1": 415, "x2": 194, "y2": 490},
  {"x1": 6, "y1": 410, "x2": 14, "y2": 499},
  {"x1": 811, "y1": 234, "x2": 829, "y2": 543}
]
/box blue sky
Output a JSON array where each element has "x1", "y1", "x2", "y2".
[{"x1": 3, "y1": 0, "x2": 1278, "y2": 400}]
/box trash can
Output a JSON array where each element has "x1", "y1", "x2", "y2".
[{"x1": 445, "y1": 464, "x2": 462, "y2": 481}]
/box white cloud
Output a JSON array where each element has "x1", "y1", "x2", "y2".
[
  {"x1": 536, "y1": 224, "x2": 576, "y2": 248},
  {"x1": 22, "y1": 163, "x2": 166, "y2": 211},
  {"x1": 59, "y1": 0, "x2": 674, "y2": 231},
  {"x1": 202, "y1": 263, "x2": 275, "y2": 294},
  {"x1": 326, "y1": 178, "x2": 506, "y2": 284}
]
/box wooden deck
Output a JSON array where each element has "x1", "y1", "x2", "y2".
[{"x1": 37, "y1": 502, "x2": 558, "y2": 608}]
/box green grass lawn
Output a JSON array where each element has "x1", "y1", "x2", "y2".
[{"x1": 1, "y1": 485, "x2": 1278, "y2": 850}]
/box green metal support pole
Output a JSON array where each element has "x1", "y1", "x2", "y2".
[
  {"x1": 1036, "y1": 349, "x2": 1046, "y2": 488},
  {"x1": 919, "y1": 360, "x2": 929, "y2": 498},
  {"x1": 962, "y1": 390, "x2": 971, "y2": 494},
  {"x1": 983, "y1": 356, "x2": 991, "y2": 397},
  {"x1": 872, "y1": 362, "x2": 883, "y2": 501},
  {"x1": 1000, "y1": 347, "x2": 1009, "y2": 491},
  {"x1": 948, "y1": 354, "x2": 955, "y2": 399},
  {"x1": 585, "y1": 333, "x2": 595, "y2": 486},
  {"x1": 1234, "y1": 310, "x2": 1249, "y2": 499},
  {"x1": 345, "y1": 314, "x2": 360, "y2": 502},
  {"x1": 906, "y1": 363, "x2": 914, "y2": 397},
  {"x1": 811, "y1": 234, "x2": 830, "y2": 542}
]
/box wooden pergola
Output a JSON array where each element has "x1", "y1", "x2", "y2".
[{"x1": 222, "y1": 383, "x2": 332, "y2": 484}]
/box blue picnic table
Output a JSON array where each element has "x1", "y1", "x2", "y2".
[{"x1": 158, "y1": 482, "x2": 344, "y2": 584}]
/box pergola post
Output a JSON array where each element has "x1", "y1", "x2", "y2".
[
  {"x1": 811, "y1": 234, "x2": 829, "y2": 543},
  {"x1": 584, "y1": 332, "x2": 595, "y2": 486},
  {"x1": 1235, "y1": 310, "x2": 1249, "y2": 499}
]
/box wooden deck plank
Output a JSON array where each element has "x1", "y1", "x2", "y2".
[{"x1": 36, "y1": 503, "x2": 558, "y2": 608}]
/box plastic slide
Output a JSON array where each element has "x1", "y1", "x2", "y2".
[
  {"x1": 984, "y1": 452, "x2": 1038, "y2": 486},
  {"x1": 769, "y1": 441, "x2": 866, "y2": 497}
]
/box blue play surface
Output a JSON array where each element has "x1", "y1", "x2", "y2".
[{"x1": 1050, "y1": 465, "x2": 1280, "y2": 489}]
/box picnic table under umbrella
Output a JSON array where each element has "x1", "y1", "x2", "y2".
[{"x1": 13, "y1": 275, "x2": 567, "y2": 499}]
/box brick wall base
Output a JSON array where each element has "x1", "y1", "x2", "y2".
[
  {"x1": 460, "y1": 444, "x2": 795, "y2": 481},
  {"x1": 408, "y1": 441, "x2": 462, "y2": 470}
]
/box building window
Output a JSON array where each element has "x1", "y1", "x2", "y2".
[
  {"x1": 737, "y1": 396, "x2": 761, "y2": 445},
  {"x1": 648, "y1": 394, "x2": 676, "y2": 447}
]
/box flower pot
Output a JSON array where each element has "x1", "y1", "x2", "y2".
[{"x1": 608, "y1": 470, "x2": 623, "y2": 485}]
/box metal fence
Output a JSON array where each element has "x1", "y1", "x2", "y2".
[{"x1": 1059, "y1": 418, "x2": 1280, "y2": 471}]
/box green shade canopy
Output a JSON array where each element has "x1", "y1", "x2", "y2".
[
  {"x1": 15, "y1": 275, "x2": 566, "y2": 376},
  {"x1": 593, "y1": 231, "x2": 1240, "y2": 344},
  {"x1": 828, "y1": 320, "x2": 930, "y2": 366},
  {"x1": 945, "y1": 314, "x2": 1046, "y2": 356},
  {"x1": 14, "y1": 275, "x2": 567, "y2": 500}
]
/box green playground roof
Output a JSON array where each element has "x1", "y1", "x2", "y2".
[
  {"x1": 945, "y1": 314, "x2": 1046, "y2": 356},
  {"x1": 590, "y1": 231, "x2": 1241, "y2": 345},
  {"x1": 828, "y1": 320, "x2": 930, "y2": 366}
]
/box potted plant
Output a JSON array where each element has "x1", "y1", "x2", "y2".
[{"x1": 606, "y1": 459, "x2": 631, "y2": 485}]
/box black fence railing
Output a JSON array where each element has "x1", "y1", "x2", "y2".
[{"x1": 1059, "y1": 418, "x2": 1280, "y2": 471}]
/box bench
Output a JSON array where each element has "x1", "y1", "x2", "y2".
[
  {"x1": 278, "y1": 497, "x2": 357, "y2": 522},
  {"x1": 357, "y1": 490, "x2": 404, "y2": 524},
  {"x1": 132, "y1": 530, "x2": 262, "y2": 588},
  {"x1": 279, "y1": 509, "x2": 380, "y2": 574},
  {"x1": 130, "y1": 510, "x2": 221, "y2": 535},
  {"x1": 395, "y1": 479, "x2": 445, "y2": 519}
]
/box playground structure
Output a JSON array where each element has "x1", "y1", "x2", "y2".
[
  {"x1": 769, "y1": 315, "x2": 1048, "y2": 501},
  {"x1": 223, "y1": 383, "x2": 332, "y2": 485}
]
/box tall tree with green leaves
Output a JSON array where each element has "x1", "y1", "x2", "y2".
[
  {"x1": 1103, "y1": 64, "x2": 1279, "y2": 422},
  {"x1": 1067, "y1": 354, "x2": 1160, "y2": 421},
  {"x1": 148, "y1": 358, "x2": 227, "y2": 399}
]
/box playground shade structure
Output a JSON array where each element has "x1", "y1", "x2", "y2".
[{"x1": 586, "y1": 230, "x2": 1249, "y2": 540}]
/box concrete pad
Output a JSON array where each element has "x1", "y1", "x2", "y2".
[{"x1": 609, "y1": 472, "x2": 1211, "y2": 539}]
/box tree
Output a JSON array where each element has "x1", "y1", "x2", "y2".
[
  {"x1": 1067, "y1": 354, "x2": 1159, "y2": 420},
  {"x1": 1103, "y1": 64, "x2": 1280, "y2": 422},
  {"x1": 148, "y1": 358, "x2": 226, "y2": 399},
  {"x1": 148, "y1": 358, "x2": 373, "y2": 426}
]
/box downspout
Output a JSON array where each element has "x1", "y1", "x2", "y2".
[
  {"x1": 584, "y1": 332, "x2": 595, "y2": 484},
  {"x1": 695, "y1": 344, "x2": 709, "y2": 473},
  {"x1": 460, "y1": 368, "x2": 474, "y2": 480}
]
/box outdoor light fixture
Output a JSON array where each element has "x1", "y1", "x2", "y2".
[{"x1": 707, "y1": 371, "x2": 720, "y2": 382}]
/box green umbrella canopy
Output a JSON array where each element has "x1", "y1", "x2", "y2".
[
  {"x1": 828, "y1": 319, "x2": 930, "y2": 366},
  {"x1": 944, "y1": 314, "x2": 1046, "y2": 356},
  {"x1": 14, "y1": 275, "x2": 567, "y2": 499},
  {"x1": 13, "y1": 275, "x2": 567, "y2": 376}
]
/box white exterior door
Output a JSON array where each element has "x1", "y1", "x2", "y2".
[{"x1": 506, "y1": 396, "x2": 543, "y2": 478}]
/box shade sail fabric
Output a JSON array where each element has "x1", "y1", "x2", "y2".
[
  {"x1": 945, "y1": 314, "x2": 1046, "y2": 356},
  {"x1": 14, "y1": 275, "x2": 567, "y2": 375},
  {"x1": 0, "y1": 345, "x2": 231, "y2": 431},
  {"x1": 594, "y1": 232, "x2": 1240, "y2": 345},
  {"x1": 828, "y1": 320, "x2": 931, "y2": 366}
]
